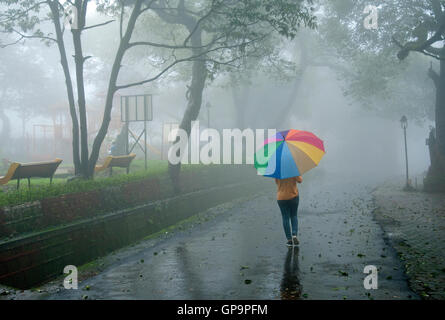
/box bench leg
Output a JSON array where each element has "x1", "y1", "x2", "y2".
[
  {"x1": 50, "y1": 176, "x2": 53, "y2": 185},
  {"x1": 109, "y1": 167, "x2": 113, "y2": 177},
  {"x1": 126, "y1": 166, "x2": 129, "y2": 174},
  {"x1": 27, "y1": 178, "x2": 31, "y2": 189},
  {"x1": 17, "y1": 179, "x2": 20, "y2": 190}
]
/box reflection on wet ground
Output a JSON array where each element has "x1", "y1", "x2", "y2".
[{"x1": 280, "y1": 247, "x2": 302, "y2": 300}]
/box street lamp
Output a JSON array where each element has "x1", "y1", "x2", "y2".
[{"x1": 400, "y1": 115, "x2": 411, "y2": 190}]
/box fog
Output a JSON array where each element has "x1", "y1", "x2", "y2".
[
  {"x1": 2, "y1": 1, "x2": 445, "y2": 301},
  {"x1": 0, "y1": 1, "x2": 434, "y2": 186}
]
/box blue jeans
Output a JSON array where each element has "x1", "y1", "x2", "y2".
[{"x1": 277, "y1": 196, "x2": 299, "y2": 240}]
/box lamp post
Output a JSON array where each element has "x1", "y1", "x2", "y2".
[{"x1": 400, "y1": 115, "x2": 411, "y2": 190}]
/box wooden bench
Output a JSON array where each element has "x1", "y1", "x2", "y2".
[
  {"x1": 0, "y1": 159, "x2": 63, "y2": 189},
  {"x1": 95, "y1": 153, "x2": 136, "y2": 176}
]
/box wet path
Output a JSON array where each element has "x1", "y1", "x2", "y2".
[{"x1": 42, "y1": 176, "x2": 417, "y2": 300}]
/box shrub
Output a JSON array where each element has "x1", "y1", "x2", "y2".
[{"x1": 0, "y1": 161, "x2": 208, "y2": 207}]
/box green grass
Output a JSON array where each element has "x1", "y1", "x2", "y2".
[
  {"x1": 0, "y1": 160, "x2": 205, "y2": 207},
  {"x1": 94, "y1": 159, "x2": 168, "y2": 178}
]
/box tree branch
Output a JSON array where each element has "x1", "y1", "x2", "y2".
[
  {"x1": 0, "y1": 36, "x2": 23, "y2": 48},
  {"x1": 425, "y1": 45, "x2": 443, "y2": 56},
  {"x1": 0, "y1": 28, "x2": 57, "y2": 47},
  {"x1": 116, "y1": 55, "x2": 188, "y2": 90},
  {"x1": 0, "y1": 1, "x2": 46, "y2": 24},
  {"x1": 196, "y1": 56, "x2": 241, "y2": 68},
  {"x1": 117, "y1": 35, "x2": 266, "y2": 90},
  {"x1": 182, "y1": 0, "x2": 219, "y2": 46},
  {"x1": 83, "y1": 19, "x2": 115, "y2": 30},
  {"x1": 140, "y1": 0, "x2": 157, "y2": 14},
  {"x1": 393, "y1": 35, "x2": 445, "y2": 60},
  {"x1": 127, "y1": 34, "x2": 222, "y2": 50},
  {"x1": 119, "y1": 1, "x2": 124, "y2": 40},
  {"x1": 128, "y1": 41, "x2": 201, "y2": 49}
]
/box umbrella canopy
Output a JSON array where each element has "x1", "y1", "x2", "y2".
[{"x1": 254, "y1": 129, "x2": 325, "y2": 179}]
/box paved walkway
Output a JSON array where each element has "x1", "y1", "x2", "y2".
[
  {"x1": 373, "y1": 182, "x2": 445, "y2": 299},
  {"x1": 2, "y1": 175, "x2": 417, "y2": 300}
]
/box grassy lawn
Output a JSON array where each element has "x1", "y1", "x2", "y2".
[
  {"x1": 1, "y1": 159, "x2": 167, "y2": 187},
  {"x1": 93, "y1": 159, "x2": 169, "y2": 178},
  {"x1": 0, "y1": 160, "x2": 206, "y2": 207}
]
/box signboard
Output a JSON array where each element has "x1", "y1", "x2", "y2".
[
  {"x1": 119, "y1": 94, "x2": 153, "y2": 170},
  {"x1": 120, "y1": 94, "x2": 153, "y2": 122}
]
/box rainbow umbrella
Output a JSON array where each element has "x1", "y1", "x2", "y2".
[{"x1": 254, "y1": 129, "x2": 325, "y2": 179}]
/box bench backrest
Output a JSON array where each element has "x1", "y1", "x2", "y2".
[
  {"x1": 11, "y1": 159, "x2": 62, "y2": 179},
  {"x1": 108, "y1": 154, "x2": 136, "y2": 168}
]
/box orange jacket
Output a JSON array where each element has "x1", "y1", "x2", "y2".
[{"x1": 275, "y1": 176, "x2": 303, "y2": 200}]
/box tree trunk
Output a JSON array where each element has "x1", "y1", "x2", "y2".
[
  {"x1": 425, "y1": 49, "x2": 445, "y2": 192},
  {"x1": 87, "y1": 0, "x2": 143, "y2": 177},
  {"x1": 168, "y1": 29, "x2": 207, "y2": 191},
  {"x1": 436, "y1": 57, "x2": 445, "y2": 156},
  {"x1": 48, "y1": 1, "x2": 81, "y2": 176},
  {"x1": 71, "y1": 1, "x2": 90, "y2": 178},
  {"x1": 72, "y1": 30, "x2": 89, "y2": 177}
]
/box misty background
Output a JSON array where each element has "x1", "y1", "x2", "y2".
[{"x1": 0, "y1": 0, "x2": 434, "y2": 184}]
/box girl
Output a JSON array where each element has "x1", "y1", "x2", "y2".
[{"x1": 275, "y1": 176, "x2": 303, "y2": 247}]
